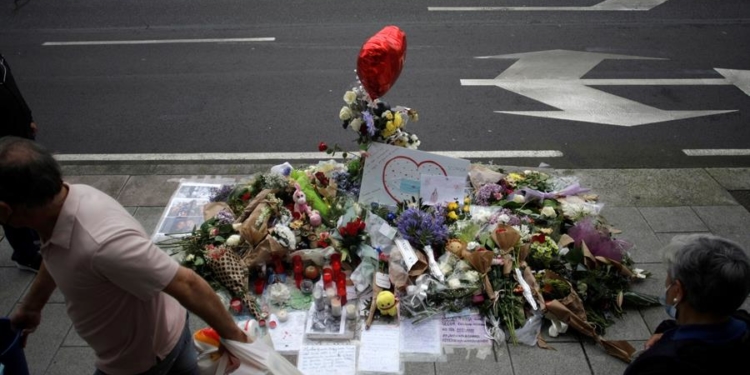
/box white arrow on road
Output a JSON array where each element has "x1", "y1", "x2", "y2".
[
  {"x1": 461, "y1": 50, "x2": 749, "y2": 127},
  {"x1": 429, "y1": 0, "x2": 669, "y2": 12}
]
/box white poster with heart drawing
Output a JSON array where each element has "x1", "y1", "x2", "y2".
[{"x1": 358, "y1": 143, "x2": 470, "y2": 207}]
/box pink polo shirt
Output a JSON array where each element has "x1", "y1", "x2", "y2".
[{"x1": 40, "y1": 184, "x2": 186, "y2": 375}]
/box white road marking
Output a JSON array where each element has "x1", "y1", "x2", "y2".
[
  {"x1": 429, "y1": 0, "x2": 669, "y2": 11},
  {"x1": 53, "y1": 150, "x2": 563, "y2": 163},
  {"x1": 42, "y1": 37, "x2": 275, "y2": 46},
  {"x1": 683, "y1": 149, "x2": 750, "y2": 156}
]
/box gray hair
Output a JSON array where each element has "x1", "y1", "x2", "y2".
[
  {"x1": 662, "y1": 234, "x2": 750, "y2": 315},
  {"x1": 0, "y1": 136, "x2": 63, "y2": 207}
]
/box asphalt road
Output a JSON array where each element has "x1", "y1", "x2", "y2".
[{"x1": 1, "y1": 0, "x2": 750, "y2": 168}]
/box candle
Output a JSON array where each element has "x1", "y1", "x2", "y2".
[
  {"x1": 277, "y1": 309, "x2": 289, "y2": 322},
  {"x1": 313, "y1": 284, "x2": 325, "y2": 311},
  {"x1": 325, "y1": 286, "x2": 337, "y2": 302},
  {"x1": 322, "y1": 267, "x2": 333, "y2": 287},
  {"x1": 331, "y1": 296, "x2": 342, "y2": 317},
  {"x1": 345, "y1": 303, "x2": 357, "y2": 320}
]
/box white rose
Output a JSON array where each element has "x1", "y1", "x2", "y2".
[
  {"x1": 339, "y1": 106, "x2": 353, "y2": 121},
  {"x1": 343, "y1": 91, "x2": 357, "y2": 105},
  {"x1": 498, "y1": 214, "x2": 511, "y2": 223},
  {"x1": 185, "y1": 254, "x2": 195, "y2": 262},
  {"x1": 512, "y1": 194, "x2": 526, "y2": 204},
  {"x1": 447, "y1": 278, "x2": 462, "y2": 289},
  {"x1": 439, "y1": 263, "x2": 454, "y2": 276},
  {"x1": 464, "y1": 270, "x2": 480, "y2": 284},
  {"x1": 225, "y1": 234, "x2": 242, "y2": 247},
  {"x1": 467, "y1": 241, "x2": 480, "y2": 251},
  {"x1": 350, "y1": 118, "x2": 363, "y2": 132},
  {"x1": 540, "y1": 206, "x2": 557, "y2": 218}
]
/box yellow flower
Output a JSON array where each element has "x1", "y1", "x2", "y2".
[
  {"x1": 447, "y1": 202, "x2": 459, "y2": 211},
  {"x1": 394, "y1": 112, "x2": 403, "y2": 128},
  {"x1": 464, "y1": 196, "x2": 471, "y2": 205},
  {"x1": 384, "y1": 110, "x2": 393, "y2": 120},
  {"x1": 447, "y1": 211, "x2": 459, "y2": 221},
  {"x1": 463, "y1": 205, "x2": 471, "y2": 213}
]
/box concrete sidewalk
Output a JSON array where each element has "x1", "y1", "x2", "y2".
[{"x1": 2, "y1": 163, "x2": 750, "y2": 375}]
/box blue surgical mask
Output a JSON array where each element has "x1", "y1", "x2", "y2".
[{"x1": 658, "y1": 283, "x2": 678, "y2": 319}]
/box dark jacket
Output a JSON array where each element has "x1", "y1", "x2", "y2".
[
  {"x1": 1, "y1": 53, "x2": 35, "y2": 139},
  {"x1": 624, "y1": 309, "x2": 750, "y2": 375}
]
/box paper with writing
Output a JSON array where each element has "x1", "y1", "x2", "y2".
[
  {"x1": 400, "y1": 317, "x2": 442, "y2": 356},
  {"x1": 394, "y1": 237, "x2": 418, "y2": 270},
  {"x1": 441, "y1": 314, "x2": 492, "y2": 347},
  {"x1": 357, "y1": 324, "x2": 402, "y2": 373},
  {"x1": 420, "y1": 175, "x2": 467, "y2": 206},
  {"x1": 268, "y1": 311, "x2": 306, "y2": 354},
  {"x1": 297, "y1": 344, "x2": 356, "y2": 375}
]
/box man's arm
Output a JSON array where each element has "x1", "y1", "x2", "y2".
[
  {"x1": 163, "y1": 266, "x2": 247, "y2": 343},
  {"x1": 10, "y1": 262, "x2": 57, "y2": 335}
]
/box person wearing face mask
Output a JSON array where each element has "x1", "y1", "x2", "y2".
[{"x1": 624, "y1": 234, "x2": 750, "y2": 375}]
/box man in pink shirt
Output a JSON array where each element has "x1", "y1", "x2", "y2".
[{"x1": 0, "y1": 136, "x2": 247, "y2": 374}]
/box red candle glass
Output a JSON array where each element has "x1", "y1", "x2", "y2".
[{"x1": 322, "y1": 267, "x2": 333, "y2": 287}]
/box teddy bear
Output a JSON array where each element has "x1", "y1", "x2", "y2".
[{"x1": 376, "y1": 290, "x2": 398, "y2": 316}]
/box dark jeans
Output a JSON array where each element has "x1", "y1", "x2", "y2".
[
  {"x1": 94, "y1": 316, "x2": 198, "y2": 375},
  {"x1": 2, "y1": 224, "x2": 40, "y2": 264}
]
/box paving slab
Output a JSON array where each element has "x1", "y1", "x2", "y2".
[
  {"x1": 692, "y1": 205, "x2": 750, "y2": 250},
  {"x1": 404, "y1": 361, "x2": 437, "y2": 375},
  {"x1": 152, "y1": 163, "x2": 276, "y2": 176},
  {"x1": 582, "y1": 340, "x2": 630, "y2": 375},
  {"x1": 133, "y1": 206, "x2": 168, "y2": 238},
  {"x1": 0, "y1": 267, "x2": 34, "y2": 316},
  {"x1": 0, "y1": 236, "x2": 16, "y2": 267},
  {"x1": 655, "y1": 232, "x2": 712, "y2": 246},
  {"x1": 599, "y1": 206, "x2": 663, "y2": 264},
  {"x1": 509, "y1": 341, "x2": 592, "y2": 375},
  {"x1": 436, "y1": 347, "x2": 508, "y2": 375},
  {"x1": 117, "y1": 175, "x2": 239, "y2": 206},
  {"x1": 21, "y1": 303, "x2": 72, "y2": 375},
  {"x1": 60, "y1": 163, "x2": 156, "y2": 176},
  {"x1": 638, "y1": 207, "x2": 709, "y2": 233},
  {"x1": 561, "y1": 169, "x2": 737, "y2": 207},
  {"x1": 705, "y1": 168, "x2": 750, "y2": 190},
  {"x1": 62, "y1": 324, "x2": 88, "y2": 347},
  {"x1": 600, "y1": 309, "x2": 651, "y2": 341},
  {"x1": 44, "y1": 346, "x2": 98, "y2": 375},
  {"x1": 63, "y1": 175, "x2": 129, "y2": 200}
]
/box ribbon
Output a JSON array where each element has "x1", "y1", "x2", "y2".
[{"x1": 404, "y1": 274, "x2": 430, "y2": 309}]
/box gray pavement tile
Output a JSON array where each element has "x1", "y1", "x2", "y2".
[
  {"x1": 691, "y1": 206, "x2": 750, "y2": 250},
  {"x1": 63, "y1": 175, "x2": 129, "y2": 200},
  {"x1": 133, "y1": 206, "x2": 167, "y2": 237},
  {"x1": 539, "y1": 320, "x2": 582, "y2": 344},
  {"x1": 561, "y1": 169, "x2": 737, "y2": 207},
  {"x1": 60, "y1": 164, "x2": 155, "y2": 176},
  {"x1": 62, "y1": 325, "x2": 87, "y2": 347},
  {"x1": 705, "y1": 168, "x2": 750, "y2": 190},
  {"x1": 117, "y1": 175, "x2": 240, "y2": 206},
  {"x1": 655, "y1": 232, "x2": 712, "y2": 246},
  {"x1": 508, "y1": 341, "x2": 592, "y2": 375},
  {"x1": 1, "y1": 236, "x2": 16, "y2": 267},
  {"x1": 639, "y1": 306, "x2": 669, "y2": 334},
  {"x1": 627, "y1": 263, "x2": 667, "y2": 298},
  {"x1": 43, "y1": 346, "x2": 98, "y2": 375},
  {"x1": 599, "y1": 207, "x2": 663, "y2": 263},
  {"x1": 404, "y1": 361, "x2": 436, "y2": 375},
  {"x1": 600, "y1": 309, "x2": 651, "y2": 341},
  {"x1": 152, "y1": 163, "x2": 277, "y2": 176},
  {"x1": 20, "y1": 303, "x2": 72, "y2": 375},
  {"x1": 436, "y1": 347, "x2": 508, "y2": 375},
  {"x1": 637, "y1": 207, "x2": 708, "y2": 233},
  {"x1": 0, "y1": 267, "x2": 34, "y2": 316},
  {"x1": 582, "y1": 340, "x2": 631, "y2": 375}
]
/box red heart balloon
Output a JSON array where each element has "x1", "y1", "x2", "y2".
[{"x1": 357, "y1": 26, "x2": 407, "y2": 100}]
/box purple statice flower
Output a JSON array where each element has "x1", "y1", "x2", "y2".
[
  {"x1": 362, "y1": 111, "x2": 376, "y2": 137},
  {"x1": 475, "y1": 183, "x2": 503, "y2": 206},
  {"x1": 396, "y1": 207, "x2": 449, "y2": 248},
  {"x1": 567, "y1": 217, "x2": 632, "y2": 262},
  {"x1": 216, "y1": 209, "x2": 235, "y2": 225},
  {"x1": 332, "y1": 170, "x2": 361, "y2": 198},
  {"x1": 210, "y1": 184, "x2": 234, "y2": 202}
]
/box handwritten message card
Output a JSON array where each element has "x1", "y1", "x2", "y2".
[
  {"x1": 400, "y1": 317, "x2": 442, "y2": 357},
  {"x1": 297, "y1": 345, "x2": 356, "y2": 375},
  {"x1": 420, "y1": 175, "x2": 467, "y2": 206},
  {"x1": 357, "y1": 324, "x2": 402, "y2": 373},
  {"x1": 268, "y1": 311, "x2": 306, "y2": 354},
  {"x1": 359, "y1": 143, "x2": 470, "y2": 206},
  {"x1": 441, "y1": 313, "x2": 492, "y2": 347}
]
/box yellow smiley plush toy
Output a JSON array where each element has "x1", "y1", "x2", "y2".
[{"x1": 376, "y1": 290, "x2": 398, "y2": 316}]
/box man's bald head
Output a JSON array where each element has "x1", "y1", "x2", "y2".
[{"x1": 0, "y1": 136, "x2": 62, "y2": 207}]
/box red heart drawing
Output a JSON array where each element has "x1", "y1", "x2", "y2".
[{"x1": 382, "y1": 156, "x2": 447, "y2": 204}]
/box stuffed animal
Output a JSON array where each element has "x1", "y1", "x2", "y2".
[
  {"x1": 293, "y1": 183, "x2": 322, "y2": 227},
  {"x1": 376, "y1": 290, "x2": 398, "y2": 316}
]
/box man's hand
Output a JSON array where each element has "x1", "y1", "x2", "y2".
[
  {"x1": 9, "y1": 306, "x2": 42, "y2": 347},
  {"x1": 644, "y1": 333, "x2": 663, "y2": 349},
  {"x1": 29, "y1": 121, "x2": 38, "y2": 137}
]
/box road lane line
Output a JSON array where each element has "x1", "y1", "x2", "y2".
[
  {"x1": 53, "y1": 150, "x2": 563, "y2": 163},
  {"x1": 683, "y1": 149, "x2": 750, "y2": 156},
  {"x1": 42, "y1": 37, "x2": 275, "y2": 46}
]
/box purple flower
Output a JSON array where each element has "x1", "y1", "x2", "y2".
[
  {"x1": 210, "y1": 184, "x2": 234, "y2": 202},
  {"x1": 332, "y1": 170, "x2": 361, "y2": 197},
  {"x1": 396, "y1": 208, "x2": 449, "y2": 248},
  {"x1": 475, "y1": 183, "x2": 503, "y2": 206},
  {"x1": 567, "y1": 217, "x2": 632, "y2": 262},
  {"x1": 362, "y1": 111, "x2": 376, "y2": 137},
  {"x1": 216, "y1": 209, "x2": 235, "y2": 225}
]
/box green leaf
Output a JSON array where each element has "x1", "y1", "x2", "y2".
[
  {"x1": 215, "y1": 236, "x2": 225, "y2": 242},
  {"x1": 194, "y1": 257, "x2": 204, "y2": 266}
]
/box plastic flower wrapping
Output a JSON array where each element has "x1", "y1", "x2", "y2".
[{"x1": 162, "y1": 25, "x2": 659, "y2": 364}]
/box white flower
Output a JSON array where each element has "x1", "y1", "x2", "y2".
[
  {"x1": 455, "y1": 260, "x2": 471, "y2": 272},
  {"x1": 232, "y1": 223, "x2": 242, "y2": 231},
  {"x1": 339, "y1": 106, "x2": 353, "y2": 121},
  {"x1": 225, "y1": 234, "x2": 242, "y2": 247},
  {"x1": 467, "y1": 241, "x2": 480, "y2": 251},
  {"x1": 343, "y1": 91, "x2": 357, "y2": 105},
  {"x1": 268, "y1": 283, "x2": 292, "y2": 305},
  {"x1": 439, "y1": 263, "x2": 454, "y2": 276},
  {"x1": 512, "y1": 194, "x2": 526, "y2": 204},
  {"x1": 447, "y1": 278, "x2": 462, "y2": 289},
  {"x1": 350, "y1": 118, "x2": 363, "y2": 132},
  {"x1": 540, "y1": 206, "x2": 557, "y2": 218},
  {"x1": 185, "y1": 254, "x2": 195, "y2": 262},
  {"x1": 498, "y1": 214, "x2": 511, "y2": 224},
  {"x1": 559, "y1": 247, "x2": 570, "y2": 256},
  {"x1": 272, "y1": 224, "x2": 297, "y2": 249},
  {"x1": 464, "y1": 270, "x2": 480, "y2": 284},
  {"x1": 633, "y1": 268, "x2": 647, "y2": 279}
]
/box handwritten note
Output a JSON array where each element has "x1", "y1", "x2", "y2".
[
  {"x1": 357, "y1": 324, "x2": 402, "y2": 373},
  {"x1": 420, "y1": 175, "x2": 467, "y2": 206},
  {"x1": 394, "y1": 237, "x2": 418, "y2": 270},
  {"x1": 400, "y1": 317, "x2": 442, "y2": 356},
  {"x1": 297, "y1": 345, "x2": 356, "y2": 375},
  {"x1": 268, "y1": 311, "x2": 306, "y2": 354},
  {"x1": 441, "y1": 314, "x2": 492, "y2": 347}
]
